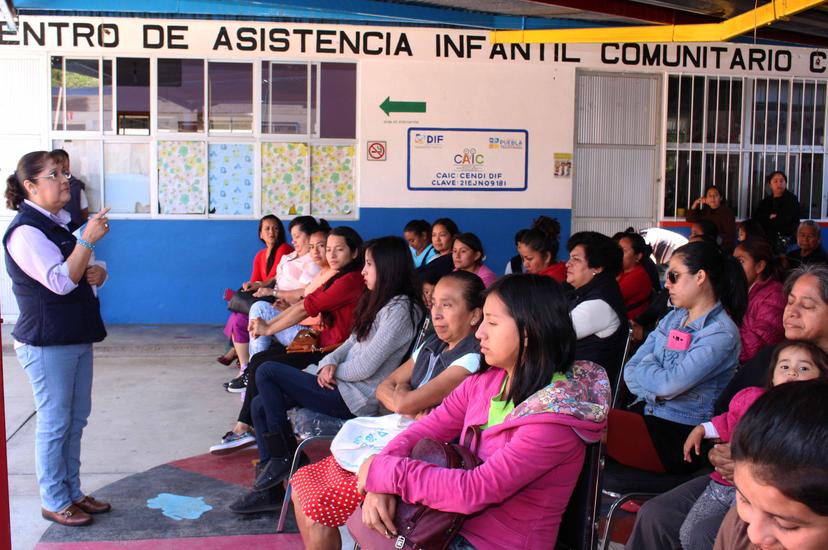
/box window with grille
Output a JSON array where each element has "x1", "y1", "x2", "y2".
[{"x1": 665, "y1": 74, "x2": 827, "y2": 221}]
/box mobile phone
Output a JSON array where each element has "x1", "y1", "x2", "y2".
[{"x1": 667, "y1": 329, "x2": 692, "y2": 351}]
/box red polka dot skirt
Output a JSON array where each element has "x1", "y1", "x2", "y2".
[{"x1": 291, "y1": 455, "x2": 365, "y2": 528}]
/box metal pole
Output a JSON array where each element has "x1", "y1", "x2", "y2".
[{"x1": 0, "y1": 316, "x2": 13, "y2": 548}]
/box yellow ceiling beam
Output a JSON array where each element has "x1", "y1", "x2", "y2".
[{"x1": 491, "y1": 0, "x2": 826, "y2": 44}]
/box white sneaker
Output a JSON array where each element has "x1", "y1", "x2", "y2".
[{"x1": 209, "y1": 431, "x2": 256, "y2": 455}]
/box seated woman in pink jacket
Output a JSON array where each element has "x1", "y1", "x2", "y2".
[
  {"x1": 355, "y1": 274, "x2": 611, "y2": 550},
  {"x1": 733, "y1": 238, "x2": 786, "y2": 363}
]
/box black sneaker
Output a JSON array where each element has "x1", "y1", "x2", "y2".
[
  {"x1": 228, "y1": 485, "x2": 285, "y2": 514},
  {"x1": 226, "y1": 371, "x2": 248, "y2": 393}
]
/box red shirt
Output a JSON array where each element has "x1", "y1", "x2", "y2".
[
  {"x1": 539, "y1": 262, "x2": 567, "y2": 283},
  {"x1": 250, "y1": 243, "x2": 293, "y2": 282},
  {"x1": 303, "y1": 271, "x2": 366, "y2": 347},
  {"x1": 617, "y1": 264, "x2": 652, "y2": 320}
]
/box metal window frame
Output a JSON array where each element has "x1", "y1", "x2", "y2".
[{"x1": 665, "y1": 74, "x2": 828, "y2": 221}]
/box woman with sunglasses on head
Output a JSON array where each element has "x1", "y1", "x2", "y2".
[
  {"x1": 616, "y1": 241, "x2": 747, "y2": 475},
  {"x1": 4, "y1": 151, "x2": 111, "y2": 526}
]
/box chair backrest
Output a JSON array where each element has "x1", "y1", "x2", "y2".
[
  {"x1": 404, "y1": 314, "x2": 432, "y2": 361},
  {"x1": 611, "y1": 328, "x2": 634, "y2": 410},
  {"x1": 555, "y1": 441, "x2": 603, "y2": 550}
]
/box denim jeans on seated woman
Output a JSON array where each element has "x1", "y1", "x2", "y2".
[
  {"x1": 248, "y1": 300, "x2": 302, "y2": 357},
  {"x1": 250, "y1": 361, "x2": 354, "y2": 462},
  {"x1": 16, "y1": 343, "x2": 93, "y2": 512}
]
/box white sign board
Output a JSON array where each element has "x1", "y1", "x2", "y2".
[{"x1": 407, "y1": 128, "x2": 528, "y2": 191}]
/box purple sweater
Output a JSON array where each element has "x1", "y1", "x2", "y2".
[{"x1": 365, "y1": 363, "x2": 609, "y2": 549}]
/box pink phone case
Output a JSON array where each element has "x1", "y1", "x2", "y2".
[{"x1": 667, "y1": 329, "x2": 692, "y2": 351}]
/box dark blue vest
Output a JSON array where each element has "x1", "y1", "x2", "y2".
[
  {"x1": 568, "y1": 272, "x2": 629, "y2": 388},
  {"x1": 3, "y1": 202, "x2": 106, "y2": 346},
  {"x1": 64, "y1": 176, "x2": 85, "y2": 229}
]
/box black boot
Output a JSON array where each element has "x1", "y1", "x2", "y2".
[
  {"x1": 253, "y1": 430, "x2": 296, "y2": 491},
  {"x1": 229, "y1": 484, "x2": 285, "y2": 514}
]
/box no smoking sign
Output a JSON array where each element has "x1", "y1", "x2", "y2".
[{"x1": 367, "y1": 141, "x2": 387, "y2": 161}]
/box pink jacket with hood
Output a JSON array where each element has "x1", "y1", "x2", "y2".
[{"x1": 365, "y1": 361, "x2": 610, "y2": 550}]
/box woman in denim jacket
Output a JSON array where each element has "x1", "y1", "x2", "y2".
[{"x1": 616, "y1": 241, "x2": 748, "y2": 474}]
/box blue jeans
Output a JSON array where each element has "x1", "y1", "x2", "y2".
[
  {"x1": 249, "y1": 301, "x2": 301, "y2": 356},
  {"x1": 251, "y1": 361, "x2": 353, "y2": 462},
  {"x1": 16, "y1": 343, "x2": 94, "y2": 512}
]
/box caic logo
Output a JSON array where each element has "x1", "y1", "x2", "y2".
[
  {"x1": 454, "y1": 148, "x2": 484, "y2": 166},
  {"x1": 489, "y1": 137, "x2": 523, "y2": 149},
  {"x1": 413, "y1": 133, "x2": 444, "y2": 145}
]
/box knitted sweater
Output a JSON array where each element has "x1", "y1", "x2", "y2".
[{"x1": 319, "y1": 295, "x2": 423, "y2": 416}]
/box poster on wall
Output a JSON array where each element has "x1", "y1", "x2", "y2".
[
  {"x1": 553, "y1": 153, "x2": 573, "y2": 177},
  {"x1": 407, "y1": 128, "x2": 528, "y2": 191}
]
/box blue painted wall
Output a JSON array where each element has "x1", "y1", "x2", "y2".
[{"x1": 95, "y1": 207, "x2": 571, "y2": 323}]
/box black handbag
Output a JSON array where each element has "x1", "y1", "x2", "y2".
[{"x1": 227, "y1": 289, "x2": 275, "y2": 315}]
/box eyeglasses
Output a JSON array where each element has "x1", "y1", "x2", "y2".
[
  {"x1": 34, "y1": 171, "x2": 71, "y2": 182},
  {"x1": 666, "y1": 270, "x2": 689, "y2": 284}
]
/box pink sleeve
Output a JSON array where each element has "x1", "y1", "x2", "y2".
[
  {"x1": 710, "y1": 387, "x2": 765, "y2": 442},
  {"x1": 366, "y1": 421, "x2": 582, "y2": 515},
  {"x1": 739, "y1": 287, "x2": 786, "y2": 363},
  {"x1": 476, "y1": 265, "x2": 497, "y2": 288}
]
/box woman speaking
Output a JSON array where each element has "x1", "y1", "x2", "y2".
[{"x1": 4, "y1": 151, "x2": 111, "y2": 527}]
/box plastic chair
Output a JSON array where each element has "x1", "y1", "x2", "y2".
[{"x1": 276, "y1": 409, "x2": 346, "y2": 532}]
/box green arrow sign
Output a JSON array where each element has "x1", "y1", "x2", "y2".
[{"x1": 380, "y1": 96, "x2": 427, "y2": 116}]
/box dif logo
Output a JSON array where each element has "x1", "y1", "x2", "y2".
[
  {"x1": 414, "y1": 133, "x2": 444, "y2": 145},
  {"x1": 454, "y1": 148, "x2": 484, "y2": 166}
]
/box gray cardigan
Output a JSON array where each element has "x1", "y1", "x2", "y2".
[{"x1": 318, "y1": 295, "x2": 422, "y2": 416}]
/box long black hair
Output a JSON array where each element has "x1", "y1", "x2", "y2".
[
  {"x1": 672, "y1": 241, "x2": 748, "y2": 324},
  {"x1": 322, "y1": 226, "x2": 364, "y2": 291},
  {"x1": 479, "y1": 274, "x2": 576, "y2": 406},
  {"x1": 352, "y1": 236, "x2": 423, "y2": 342},
  {"x1": 735, "y1": 237, "x2": 786, "y2": 283},
  {"x1": 258, "y1": 214, "x2": 287, "y2": 273},
  {"x1": 732, "y1": 379, "x2": 828, "y2": 516},
  {"x1": 454, "y1": 232, "x2": 485, "y2": 267}
]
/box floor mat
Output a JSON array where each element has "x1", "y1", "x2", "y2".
[{"x1": 37, "y1": 451, "x2": 298, "y2": 547}]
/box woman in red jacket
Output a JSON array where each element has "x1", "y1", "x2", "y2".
[
  {"x1": 733, "y1": 238, "x2": 786, "y2": 363},
  {"x1": 613, "y1": 231, "x2": 653, "y2": 320},
  {"x1": 517, "y1": 215, "x2": 566, "y2": 282}
]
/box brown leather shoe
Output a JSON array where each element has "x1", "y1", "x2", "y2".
[
  {"x1": 73, "y1": 495, "x2": 112, "y2": 514},
  {"x1": 41, "y1": 504, "x2": 93, "y2": 526}
]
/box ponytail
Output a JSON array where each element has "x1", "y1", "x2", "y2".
[
  {"x1": 5, "y1": 151, "x2": 50, "y2": 211},
  {"x1": 720, "y1": 254, "x2": 748, "y2": 325},
  {"x1": 735, "y1": 238, "x2": 786, "y2": 283}
]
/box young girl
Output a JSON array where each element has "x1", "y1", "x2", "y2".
[
  {"x1": 678, "y1": 340, "x2": 828, "y2": 550},
  {"x1": 716, "y1": 379, "x2": 828, "y2": 550},
  {"x1": 452, "y1": 232, "x2": 497, "y2": 288}
]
